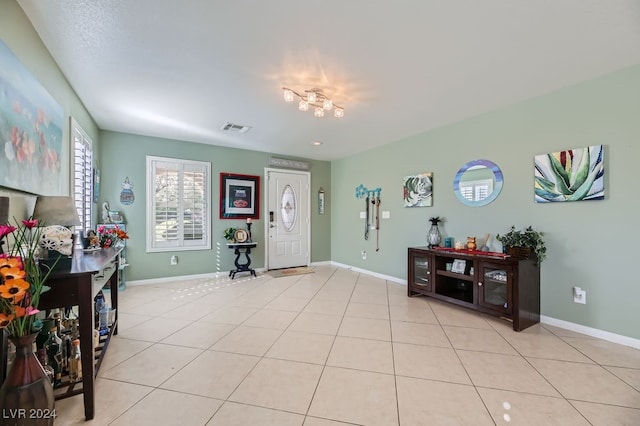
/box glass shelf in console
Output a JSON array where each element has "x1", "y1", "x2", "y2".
[
  {"x1": 478, "y1": 264, "x2": 512, "y2": 314},
  {"x1": 410, "y1": 254, "x2": 432, "y2": 293}
]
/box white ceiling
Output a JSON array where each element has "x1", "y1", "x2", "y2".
[{"x1": 17, "y1": 0, "x2": 640, "y2": 161}]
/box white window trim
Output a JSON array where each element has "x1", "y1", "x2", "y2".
[
  {"x1": 70, "y1": 117, "x2": 93, "y2": 233},
  {"x1": 146, "y1": 155, "x2": 211, "y2": 252}
]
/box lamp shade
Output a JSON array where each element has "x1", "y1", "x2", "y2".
[{"x1": 32, "y1": 196, "x2": 81, "y2": 227}]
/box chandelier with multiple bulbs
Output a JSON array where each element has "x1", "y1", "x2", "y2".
[{"x1": 282, "y1": 87, "x2": 344, "y2": 118}]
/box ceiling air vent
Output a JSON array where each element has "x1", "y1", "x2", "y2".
[{"x1": 221, "y1": 122, "x2": 251, "y2": 133}]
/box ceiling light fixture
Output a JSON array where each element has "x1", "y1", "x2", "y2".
[{"x1": 283, "y1": 87, "x2": 344, "y2": 118}]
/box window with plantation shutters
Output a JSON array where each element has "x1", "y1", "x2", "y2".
[
  {"x1": 71, "y1": 118, "x2": 93, "y2": 233},
  {"x1": 460, "y1": 179, "x2": 493, "y2": 202},
  {"x1": 146, "y1": 156, "x2": 211, "y2": 252}
]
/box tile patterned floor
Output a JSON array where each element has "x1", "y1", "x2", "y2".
[{"x1": 54, "y1": 265, "x2": 640, "y2": 425}]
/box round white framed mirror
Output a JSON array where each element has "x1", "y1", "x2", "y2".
[{"x1": 453, "y1": 159, "x2": 504, "y2": 206}]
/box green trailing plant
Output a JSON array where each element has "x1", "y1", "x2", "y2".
[
  {"x1": 223, "y1": 227, "x2": 237, "y2": 241},
  {"x1": 496, "y1": 225, "x2": 546, "y2": 264}
]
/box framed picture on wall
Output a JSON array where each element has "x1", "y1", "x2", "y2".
[{"x1": 220, "y1": 173, "x2": 260, "y2": 219}]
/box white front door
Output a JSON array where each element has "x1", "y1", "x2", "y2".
[{"x1": 266, "y1": 169, "x2": 310, "y2": 269}]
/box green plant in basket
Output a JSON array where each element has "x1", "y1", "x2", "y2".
[
  {"x1": 223, "y1": 227, "x2": 237, "y2": 242},
  {"x1": 496, "y1": 225, "x2": 546, "y2": 265}
]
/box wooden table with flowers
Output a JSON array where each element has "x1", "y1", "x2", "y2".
[{"x1": 1, "y1": 246, "x2": 122, "y2": 421}]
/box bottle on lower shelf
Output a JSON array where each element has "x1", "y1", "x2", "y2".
[
  {"x1": 44, "y1": 326, "x2": 63, "y2": 388},
  {"x1": 69, "y1": 339, "x2": 82, "y2": 382}
]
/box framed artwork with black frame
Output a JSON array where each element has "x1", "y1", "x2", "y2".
[{"x1": 220, "y1": 173, "x2": 260, "y2": 219}]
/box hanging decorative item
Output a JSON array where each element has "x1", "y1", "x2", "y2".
[
  {"x1": 93, "y1": 168, "x2": 100, "y2": 203},
  {"x1": 318, "y1": 187, "x2": 325, "y2": 215},
  {"x1": 355, "y1": 184, "x2": 383, "y2": 251},
  {"x1": 120, "y1": 176, "x2": 135, "y2": 205}
]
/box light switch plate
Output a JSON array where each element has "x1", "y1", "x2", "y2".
[
  {"x1": 359, "y1": 211, "x2": 366, "y2": 219},
  {"x1": 382, "y1": 211, "x2": 390, "y2": 219}
]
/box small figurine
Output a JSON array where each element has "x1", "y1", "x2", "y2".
[
  {"x1": 87, "y1": 230, "x2": 100, "y2": 248},
  {"x1": 466, "y1": 236, "x2": 477, "y2": 251},
  {"x1": 455, "y1": 240, "x2": 465, "y2": 250},
  {"x1": 102, "y1": 202, "x2": 111, "y2": 223}
]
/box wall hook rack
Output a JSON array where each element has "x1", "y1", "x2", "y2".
[
  {"x1": 355, "y1": 184, "x2": 381, "y2": 199},
  {"x1": 355, "y1": 184, "x2": 383, "y2": 250}
]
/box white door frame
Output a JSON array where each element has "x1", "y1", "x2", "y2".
[{"x1": 263, "y1": 167, "x2": 311, "y2": 269}]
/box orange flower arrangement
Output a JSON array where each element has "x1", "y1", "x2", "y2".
[{"x1": 0, "y1": 219, "x2": 54, "y2": 336}]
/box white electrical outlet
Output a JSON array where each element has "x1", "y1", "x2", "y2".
[
  {"x1": 361, "y1": 250, "x2": 367, "y2": 260},
  {"x1": 573, "y1": 286, "x2": 586, "y2": 304},
  {"x1": 382, "y1": 211, "x2": 390, "y2": 219},
  {"x1": 171, "y1": 255, "x2": 178, "y2": 265},
  {"x1": 359, "y1": 211, "x2": 366, "y2": 219}
]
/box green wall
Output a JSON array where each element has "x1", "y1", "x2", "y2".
[
  {"x1": 98, "y1": 131, "x2": 331, "y2": 281},
  {"x1": 0, "y1": 0, "x2": 99, "y2": 213},
  {"x1": 332, "y1": 65, "x2": 640, "y2": 340}
]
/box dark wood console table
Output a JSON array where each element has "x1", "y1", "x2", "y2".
[
  {"x1": 0, "y1": 247, "x2": 121, "y2": 420},
  {"x1": 408, "y1": 247, "x2": 540, "y2": 331},
  {"x1": 227, "y1": 242, "x2": 257, "y2": 279}
]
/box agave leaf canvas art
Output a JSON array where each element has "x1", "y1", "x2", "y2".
[
  {"x1": 403, "y1": 173, "x2": 433, "y2": 207},
  {"x1": 534, "y1": 145, "x2": 604, "y2": 203}
]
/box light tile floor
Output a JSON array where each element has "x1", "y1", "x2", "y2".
[{"x1": 54, "y1": 265, "x2": 640, "y2": 425}]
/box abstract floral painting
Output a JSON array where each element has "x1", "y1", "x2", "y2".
[
  {"x1": 534, "y1": 145, "x2": 604, "y2": 203},
  {"x1": 403, "y1": 173, "x2": 433, "y2": 207},
  {"x1": 0, "y1": 39, "x2": 63, "y2": 195}
]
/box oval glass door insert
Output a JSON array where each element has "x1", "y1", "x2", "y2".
[{"x1": 281, "y1": 184, "x2": 297, "y2": 231}]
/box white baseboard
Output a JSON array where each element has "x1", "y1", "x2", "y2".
[
  {"x1": 540, "y1": 315, "x2": 640, "y2": 349},
  {"x1": 127, "y1": 268, "x2": 267, "y2": 286},
  {"x1": 330, "y1": 261, "x2": 406, "y2": 285},
  {"x1": 310, "y1": 260, "x2": 333, "y2": 266}
]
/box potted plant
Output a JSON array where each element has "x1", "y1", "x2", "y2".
[
  {"x1": 223, "y1": 227, "x2": 237, "y2": 242},
  {"x1": 496, "y1": 225, "x2": 546, "y2": 264}
]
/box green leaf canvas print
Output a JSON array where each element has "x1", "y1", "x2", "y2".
[
  {"x1": 403, "y1": 173, "x2": 433, "y2": 207},
  {"x1": 534, "y1": 145, "x2": 604, "y2": 203}
]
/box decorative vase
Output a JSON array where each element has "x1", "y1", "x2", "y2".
[
  {"x1": 0, "y1": 333, "x2": 55, "y2": 426},
  {"x1": 427, "y1": 223, "x2": 441, "y2": 248}
]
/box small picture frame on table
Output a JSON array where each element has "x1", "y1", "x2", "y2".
[
  {"x1": 451, "y1": 259, "x2": 466, "y2": 274},
  {"x1": 108, "y1": 211, "x2": 124, "y2": 223}
]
